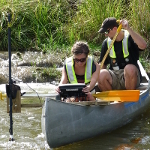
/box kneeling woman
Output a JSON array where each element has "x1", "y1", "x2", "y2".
[{"x1": 56, "y1": 41, "x2": 100, "y2": 101}]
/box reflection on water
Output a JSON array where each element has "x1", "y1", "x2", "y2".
[
  {"x1": 1, "y1": 89, "x2": 150, "y2": 149},
  {"x1": 56, "y1": 106, "x2": 150, "y2": 150}
]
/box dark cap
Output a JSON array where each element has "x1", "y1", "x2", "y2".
[{"x1": 98, "y1": 17, "x2": 118, "y2": 33}]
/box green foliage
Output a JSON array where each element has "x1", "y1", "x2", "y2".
[
  {"x1": 128, "y1": 0, "x2": 150, "y2": 50},
  {"x1": 0, "y1": 0, "x2": 150, "y2": 55},
  {"x1": 65, "y1": 0, "x2": 124, "y2": 45},
  {"x1": 41, "y1": 67, "x2": 62, "y2": 81},
  {"x1": 0, "y1": 0, "x2": 76, "y2": 51}
]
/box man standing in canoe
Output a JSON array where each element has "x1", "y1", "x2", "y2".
[{"x1": 98, "y1": 17, "x2": 147, "y2": 91}]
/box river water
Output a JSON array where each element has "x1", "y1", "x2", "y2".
[
  {"x1": 0, "y1": 52, "x2": 150, "y2": 149},
  {"x1": 0, "y1": 83, "x2": 150, "y2": 150}
]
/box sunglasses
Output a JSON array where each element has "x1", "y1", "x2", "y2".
[
  {"x1": 73, "y1": 57, "x2": 86, "y2": 63},
  {"x1": 105, "y1": 28, "x2": 111, "y2": 34}
]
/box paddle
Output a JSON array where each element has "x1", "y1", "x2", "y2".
[
  {"x1": 92, "y1": 90, "x2": 140, "y2": 102},
  {"x1": 100, "y1": 21, "x2": 122, "y2": 69}
]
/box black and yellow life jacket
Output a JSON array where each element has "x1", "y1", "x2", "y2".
[
  {"x1": 65, "y1": 56, "x2": 93, "y2": 84},
  {"x1": 107, "y1": 30, "x2": 130, "y2": 70}
]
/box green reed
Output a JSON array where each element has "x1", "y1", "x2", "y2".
[
  {"x1": 66, "y1": 0, "x2": 124, "y2": 45},
  {"x1": 128, "y1": 0, "x2": 150, "y2": 58},
  {"x1": 0, "y1": 0, "x2": 150, "y2": 54},
  {"x1": 0, "y1": 0, "x2": 76, "y2": 51}
]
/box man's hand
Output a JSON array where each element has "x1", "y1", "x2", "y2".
[{"x1": 121, "y1": 19, "x2": 129, "y2": 30}]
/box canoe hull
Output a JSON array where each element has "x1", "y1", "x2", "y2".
[{"x1": 41, "y1": 84, "x2": 150, "y2": 148}]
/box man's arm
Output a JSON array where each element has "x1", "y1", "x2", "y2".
[{"x1": 121, "y1": 19, "x2": 147, "y2": 50}]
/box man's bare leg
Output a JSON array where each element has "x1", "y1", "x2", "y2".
[
  {"x1": 98, "y1": 69, "x2": 112, "y2": 91},
  {"x1": 124, "y1": 64, "x2": 138, "y2": 90}
]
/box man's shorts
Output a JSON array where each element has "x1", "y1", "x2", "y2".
[{"x1": 109, "y1": 69, "x2": 140, "y2": 90}]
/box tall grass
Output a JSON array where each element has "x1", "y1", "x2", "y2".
[
  {"x1": 65, "y1": 0, "x2": 125, "y2": 46},
  {"x1": 0, "y1": 0, "x2": 76, "y2": 51},
  {"x1": 0, "y1": 0, "x2": 150, "y2": 54},
  {"x1": 128, "y1": 0, "x2": 150, "y2": 59}
]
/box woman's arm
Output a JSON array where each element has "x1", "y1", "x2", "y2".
[
  {"x1": 55, "y1": 67, "x2": 68, "y2": 93},
  {"x1": 83, "y1": 62, "x2": 100, "y2": 92},
  {"x1": 59, "y1": 67, "x2": 68, "y2": 84},
  {"x1": 89, "y1": 62, "x2": 100, "y2": 90}
]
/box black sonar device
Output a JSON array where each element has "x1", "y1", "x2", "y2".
[{"x1": 59, "y1": 83, "x2": 86, "y2": 99}]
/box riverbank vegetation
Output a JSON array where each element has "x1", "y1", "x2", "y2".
[
  {"x1": 0, "y1": 0, "x2": 150, "y2": 51},
  {"x1": 0, "y1": 0, "x2": 150, "y2": 81}
]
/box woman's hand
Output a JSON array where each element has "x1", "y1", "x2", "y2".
[
  {"x1": 55, "y1": 86, "x2": 60, "y2": 93},
  {"x1": 82, "y1": 85, "x2": 91, "y2": 93},
  {"x1": 86, "y1": 92, "x2": 95, "y2": 101}
]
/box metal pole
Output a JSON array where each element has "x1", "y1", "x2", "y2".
[{"x1": 8, "y1": 13, "x2": 14, "y2": 141}]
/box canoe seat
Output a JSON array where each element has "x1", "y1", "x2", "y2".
[{"x1": 136, "y1": 83, "x2": 148, "y2": 90}]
